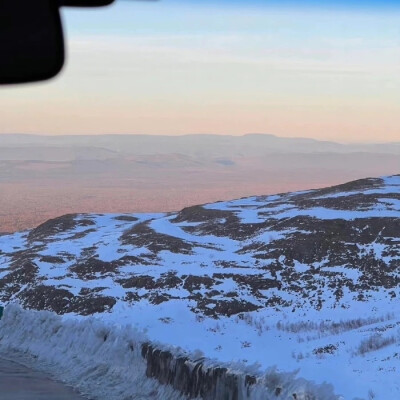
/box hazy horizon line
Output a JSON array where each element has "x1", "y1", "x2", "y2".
[{"x1": 1, "y1": 132, "x2": 399, "y2": 146}]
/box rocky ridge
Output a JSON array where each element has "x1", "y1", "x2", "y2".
[{"x1": 0, "y1": 175, "x2": 399, "y2": 317}]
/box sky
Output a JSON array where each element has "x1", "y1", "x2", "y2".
[{"x1": 0, "y1": 0, "x2": 400, "y2": 142}]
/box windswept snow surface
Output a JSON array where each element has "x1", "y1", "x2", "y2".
[
  {"x1": 0, "y1": 175, "x2": 400, "y2": 399},
  {"x1": 0, "y1": 305, "x2": 338, "y2": 400},
  {"x1": 0, "y1": 305, "x2": 185, "y2": 400}
]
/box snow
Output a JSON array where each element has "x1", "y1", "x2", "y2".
[
  {"x1": 0, "y1": 305, "x2": 185, "y2": 400},
  {"x1": 39, "y1": 290, "x2": 399, "y2": 400},
  {"x1": 204, "y1": 186, "x2": 400, "y2": 223},
  {"x1": 0, "y1": 174, "x2": 400, "y2": 399},
  {"x1": 320, "y1": 265, "x2": 361, "y2": 281},
  {"x1": 0, "y1": 231, "x2": 27, "y2": 254},
  {"x1": 0, "y1": 305, "x2": 339, "y2": 400}
]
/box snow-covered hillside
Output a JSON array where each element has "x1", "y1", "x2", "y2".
[{"x1": 1, "y1": 175, "x2": 400, "y2": 399}]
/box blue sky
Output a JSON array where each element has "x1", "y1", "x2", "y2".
[
  {"x1": 165, "y1": 0, "x2": 400, "y2": 11},
  {"x1": 194, "y1": 0, "x2": 400, "y2": 7},
  {"x1": 0, "y1": 0, "x2": 399, "y2": 141}
]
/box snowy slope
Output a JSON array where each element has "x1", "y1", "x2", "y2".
[
  {"x1": 0, "y1": 305, "x2": 339, "y2": 400},
  {"x1": 1, "y1": 175, "x2": 400, "y2": 399}
]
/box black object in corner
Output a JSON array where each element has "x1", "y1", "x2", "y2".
[
  {"x1": 0, "y1": 0, "x2": 116, "y2": 85},
  {"x1": 61, "y1": 0, "x2": 114, "y2": 6},
  {"x1": 0, "y1": 0, "x2": 64, "y2": 84}
]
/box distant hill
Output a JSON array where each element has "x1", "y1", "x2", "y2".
[{"x1": 1, "y1": 133, "x2": 400, "y2": 157}]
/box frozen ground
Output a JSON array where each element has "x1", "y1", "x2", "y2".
[
  {"x1": 0, "y1": 305, "x2": 339, "y2": 400},
  {"x1": 0, "y1": 175, "x2": 399, "y2": 399}
]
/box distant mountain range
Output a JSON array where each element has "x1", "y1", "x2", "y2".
[{"x1": 1, "y1": 133, "x2": 400, "y2": 160}]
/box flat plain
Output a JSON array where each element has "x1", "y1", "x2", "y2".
[{"x1": 1, "y1": 134, "x2": 399, "y2": 232}]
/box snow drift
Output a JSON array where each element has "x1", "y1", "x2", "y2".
[
  {"x1": 0, "y1": 305, "x2": 339, "y2": 400},
  {"x1": 0, "y1": 304, "x2": 184, "y2": 400}
]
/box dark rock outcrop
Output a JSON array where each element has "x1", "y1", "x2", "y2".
[{"x1": 141, "y1": 343, "x2": 256, "y2": 400}]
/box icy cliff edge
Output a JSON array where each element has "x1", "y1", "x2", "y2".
[{"x1": 0, "y1": 305, "x2": 339, "y2": 400}]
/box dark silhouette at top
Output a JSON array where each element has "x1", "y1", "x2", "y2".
[{"x1": 0, "y1": 0, "x2": 117, "y2": 84}]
